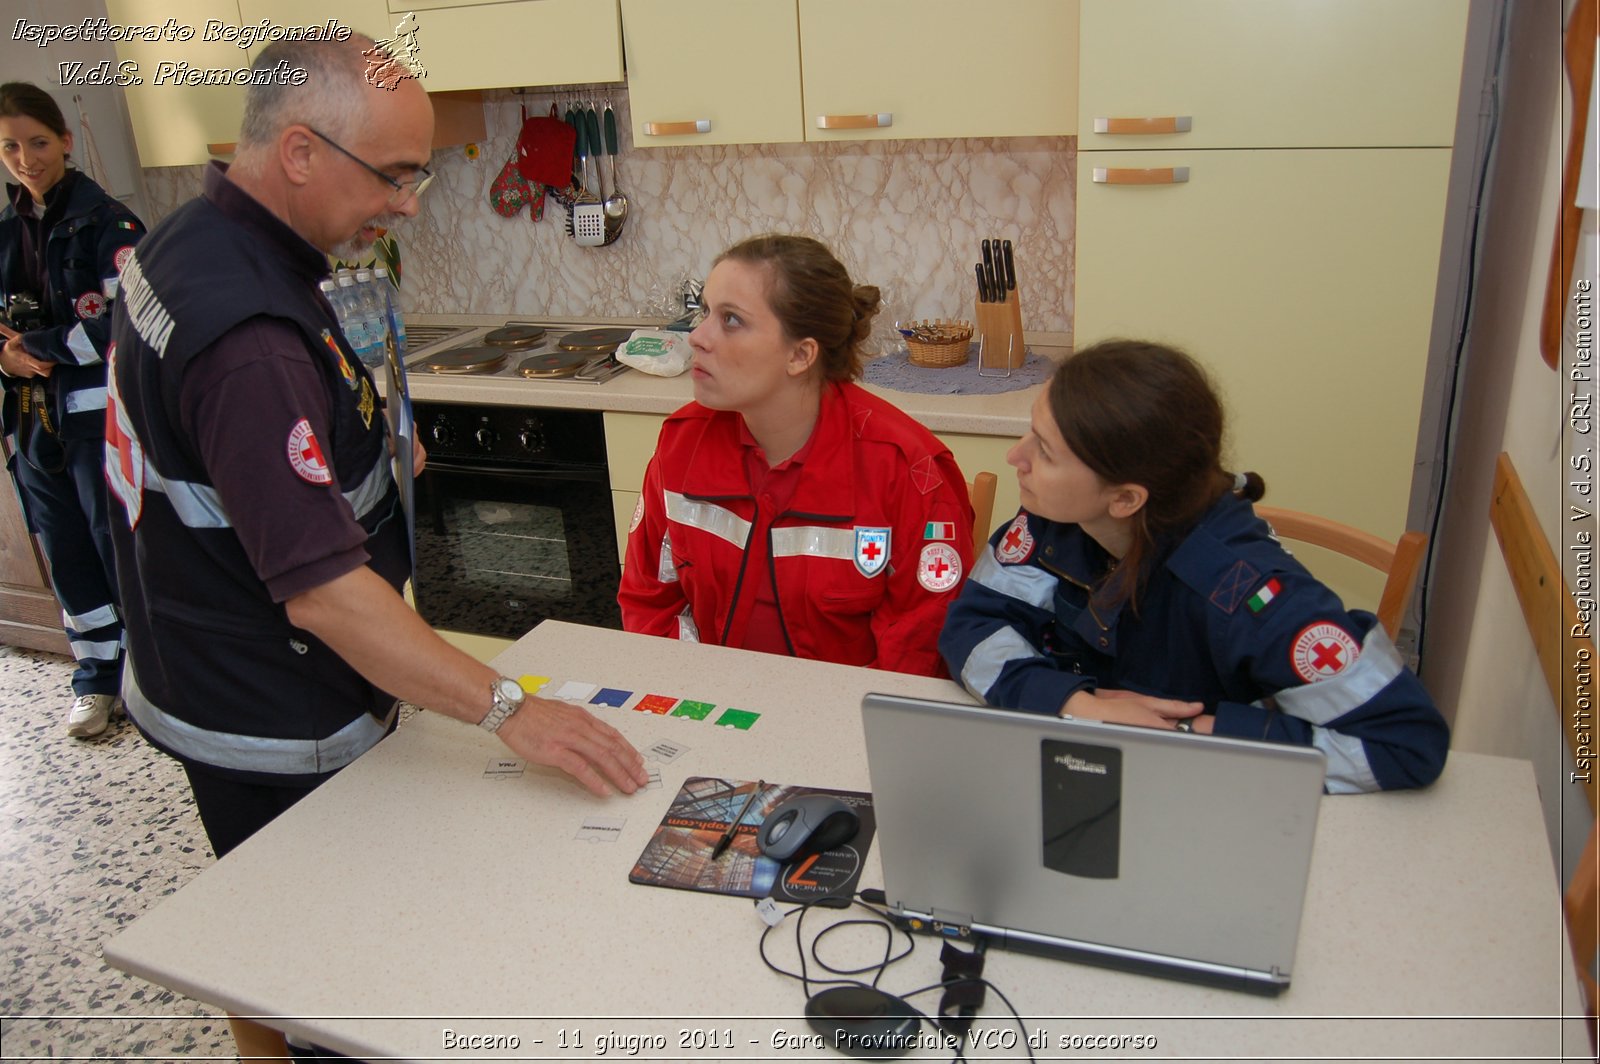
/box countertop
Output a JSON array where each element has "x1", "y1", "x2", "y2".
[
  {"x1": 397, "y1": 314, "x2": 1056, "y2": 438},
  {"x1": 103, "y1": 622, "x2": 1585, "y2": 1062}
]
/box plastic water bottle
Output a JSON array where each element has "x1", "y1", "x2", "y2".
[
  {"x1": 334, "y1": 271, "x2": 376, "y2": 366},
  {"x1": 373, "y1": 264, "x2": 406, "y2": 359},
  {"x1": 353, "y1": 268, "x2": 387, "y2": 368}
]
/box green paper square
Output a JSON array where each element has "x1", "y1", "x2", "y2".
[
  {"x1": 713, "y1": 708, "x2": 760, "y2": 730},
  {"x1": 670, "y1": 699, "x2": 715, "y2": 721}
]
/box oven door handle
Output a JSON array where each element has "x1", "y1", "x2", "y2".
[{"x1": 419, "y1": 457, "x2": 609, "y2": 483}]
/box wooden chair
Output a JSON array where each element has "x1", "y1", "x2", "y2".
[
  {"x1": 967, "y1": 471, "x2": 998, "y2": 558},
  {"x1": 1488, "y1": 451, "x2": 1598, "y2": 1043},
  {"x1": 1254, "y1": 505, "x2": 1428, "y2": 640}
]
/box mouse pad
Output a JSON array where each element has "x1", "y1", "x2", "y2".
[{"x1": 628, "y1": 777, "x2": 876, "y2": 901}]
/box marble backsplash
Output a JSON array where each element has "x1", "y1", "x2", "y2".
[{"x1": 142, "y1": 89, "x2": 1076, "y2": 350}]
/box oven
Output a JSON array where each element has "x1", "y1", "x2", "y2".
[{"x1": 411, "y1": 401, "x2": 622, "y2": 640}]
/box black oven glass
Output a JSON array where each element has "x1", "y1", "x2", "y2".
[{"x1": 411, "y1": 404, "x2": 622, "y2": 640}]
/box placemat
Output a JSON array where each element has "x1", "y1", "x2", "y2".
[{"x1": 863, "y1": 343, "x2": 1053, "y2": 395}]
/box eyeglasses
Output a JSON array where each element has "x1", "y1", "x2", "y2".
[{"x1": 306, "y1": 127, "x2": 433, "y2": 210}]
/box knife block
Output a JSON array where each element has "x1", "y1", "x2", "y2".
[{"x1": 976, "y1": 288, "x2": 1026, "y2": 371}]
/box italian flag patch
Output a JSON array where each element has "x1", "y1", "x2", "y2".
[
  {"x1": 116, "y1": 220, "x2": 137, "y2": 230},
  {"x1": 924, "y1": 521, "x2": 956, "y2": 541},
  {"x1": 1247, "y1": 578, "x2": 1281, "y2": 613}
]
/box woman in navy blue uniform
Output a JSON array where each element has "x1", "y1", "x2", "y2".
[
  {"x1": 0, "y1": 83, "x2": 145, "y2": 737},
  {"x1": 939, "y1": 339, "x2": 1448, "y2": 792}
]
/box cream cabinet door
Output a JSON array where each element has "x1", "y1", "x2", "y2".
[
  {"x1": 236, "y1": 0, "x2": 394, "y2": 42},
  {"x1": 106, "y1": 0, "x2": 248, "y2": 167},
  {"x1": 800, "y1": 0, "x2": 1078, "y2": 142},
  {"x1": 1074, "y1": 147, "x2": 1452, "y2": 604},
  {"x1": 1078, "y1": 0, "x2": 1468, "y2": 150},
  {"x1": 395, "y1": 0, "x2": 624, "y2": 91},
  {"x1": 621, "y1": 0, "x2": 804, "y2": 146}
]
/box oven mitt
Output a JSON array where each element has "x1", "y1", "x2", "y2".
[
  {"x1": 490, "y1": 154, "x2": 545, "y2": 222},
  {"x1": 516, "y1": 112, "x2": 578, "y2": 188}
]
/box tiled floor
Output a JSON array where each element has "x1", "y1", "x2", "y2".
[{"x1": 0, "y1": 645, "x2": 236, "y2": 1061}]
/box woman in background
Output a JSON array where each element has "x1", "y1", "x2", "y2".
[
  {"x1": 939, "y1": 339, "x2": 1448, "y2": 792},
  {"x1": 0, "y1": 82, "x2": 145, "y2": 737},
  {"x1": 619, "y1": 234, "x2": 974, "y2": 677}
]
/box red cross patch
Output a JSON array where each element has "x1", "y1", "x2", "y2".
[
  {"x1": 854, "y1": 526, "x2": 890, "y2": 578},
  {"x1": 917, "y1": 542, "x2": 962, "y2": 592},
  {"x1": 995, "y1": 514, "x2": 1035, "y2": 565},
  {"x1": 113, "y1": 245, "x2": 136, "y2": 275},
  {"x1": 1290, "y1": 622, "x2": 1361, "y2": 683},
  {"x1": 286, "y1": 418, "x2": 332, "y2": 485},
  {"x1": 75, "y1": 291, "x2": 107, "y2": 320}
]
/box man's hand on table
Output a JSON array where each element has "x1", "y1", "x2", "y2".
[{"x1": 498, "y1": 695, "x2": 650, "y2": 797}]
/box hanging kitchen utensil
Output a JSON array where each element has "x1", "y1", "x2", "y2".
[
  {"x1": 600, "y1": 101, "x2": 628, "y2": 245},
  {"x1": 490, "y1": 104, "x2": 545, "y2": 222},
  {"x1": 565, "y1": 105, "x2": 608, "y2": 247}
]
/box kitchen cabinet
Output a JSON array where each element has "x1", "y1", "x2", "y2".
[
  {"x1": 1073, "y1": 0, "x2": 1469, "y2": 610},
  {"x1": 0, "y1": 452, "x2": 69, "y2": 657},
  {"x1": 384, "y1": 0, "x2": 624, "y2": 92},
  {"x1": 1077, "y1": 0, "x2": 1468, "y2": 150},
  {"x1": 105, "y1": 0, "x2": 250, "y2": 169},
  {"x1": 622, "y1": 0, "x2": 1078, "y2": 147}
]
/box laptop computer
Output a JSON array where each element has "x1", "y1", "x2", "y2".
[{"x1": 859, "y1": 693, "x2": 1327, "y2": 995}]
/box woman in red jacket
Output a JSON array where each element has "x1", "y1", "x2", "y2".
[{"x1": 618, "y1": 234, "x2": 973, "y2": 677}]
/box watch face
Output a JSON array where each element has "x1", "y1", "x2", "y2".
[{"x1": 496, "y1": 678, "x2": 526, "y2": 705}]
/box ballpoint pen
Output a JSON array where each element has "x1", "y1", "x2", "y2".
[{"x1": 710, "y1": 780, "x2": 764, "y2": 860}]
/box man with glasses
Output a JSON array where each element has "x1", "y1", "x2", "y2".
[{"x1": 106, "y1": 28, "x2": 647, "y2": 959}]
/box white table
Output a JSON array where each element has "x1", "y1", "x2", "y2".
[{"x1": 105, "y1": 622, "x2": 1587, "y2": 1062}]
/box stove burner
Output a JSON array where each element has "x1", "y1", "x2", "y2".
[
  {"x1": 425, "y1": 345, "x2": 510, "y2": 375},
  {"x1": 484, "y1": 325, "x2": 547, "y2": 348},
  {"x1": 557, "y1": 327, "x2": 634, "y2": 354},
  {"x1": 517, "y1": 350, "x2": 591, "y2": 378}
]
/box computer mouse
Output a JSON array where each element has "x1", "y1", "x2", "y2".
[
  {"x1": 803, "y1": 984, "x2": 921, "y2": 1059},
  {"x1": 757, "y1": 794, "x2": 860, "y2": 861}
]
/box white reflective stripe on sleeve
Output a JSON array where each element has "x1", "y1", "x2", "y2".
[
  {"x1": 69, "y1": 638, "x2": 121, "y2": 663},
  {"x1": 62, "y1": 603, "x2": 119, "y2": 632},
  {"x1": 123, "y1": 664, "x2": 395, "y2": 776},
  {"x1": 969, "y1": 549, "x2": 1058, "y2": 609},
  {"x1": 1313, "y1": 727, "x2": 1379, "y2": 794},
  {"x1": 65, "y1": 386, "x2": 107, "y2": 413},
  {"x1": 342, "y1": 453, "x2": 394, "y2": 521},
  {"x1": 65, "y1": 322, "x2": 101, "y2": 365},
  {"x1": 677, "y1": 608, "x2": 699, "y2": 642},
  {"x1": 959, "y1": 626, "x2": 1044, "y2": 702},
  {"x1": 145, "y1": 460, "x2": 230, "y2": 528},
  {"x1": 1273, "y1": 626, "x2": 1406, "y2": 726},
  {"x1": 657, "y1": 528, "x2": 678, "y2": 583},
  {"x1": 664, "y1": 491, "x2": 751, "y2": 549},
  {"x1": 770, "y1": 524, "x2": 854, "y2": 560}
]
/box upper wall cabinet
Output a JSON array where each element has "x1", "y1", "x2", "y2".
[
  {"x1": 800, "y1": 0, "x2": 1077, "y2": 142},
  {"x1": 105, "y1": 0, "x2": 250, "y2": 169},
  {"x1": 1077, "y1": 0, "x2": 1469, "y2": 150},
  {"x1": 622, "y1": 0, "x2": 804, "y2": 145},
  {"x1": 390, "y1": 0, "x2": 624, "y2": 92},
  {"x1": 623, "y1": 0, "x2": 1078, "y2": 147}
]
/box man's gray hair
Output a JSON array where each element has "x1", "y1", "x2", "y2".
[{"x1": 236, "y1": 34, "x2": 385, "y2": 156}]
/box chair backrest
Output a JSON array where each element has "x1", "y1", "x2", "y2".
[
  {"x1": 967, "y1": 471, "x2": 998, "y2": 558},
  {"x1": 1488, "y1": 451, "x2": 1598, "y2": 1042},
  {"x1": 1253, "y1": 505, "x2": 1428, "y2": 640}
]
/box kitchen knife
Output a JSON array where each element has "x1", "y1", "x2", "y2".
[
  {"x1": 975, "y1": 262, "x2": 989, "y2": 303},
  {"x1": 981, "y1": 240, "x2": 997, "y2": 300},
  {"x1": 1002, "y1": 239, "x2": 1016, "y2": 291}
]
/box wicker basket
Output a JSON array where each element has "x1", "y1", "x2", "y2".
[{"x1": 904, "y1": 319, "x2": 974, "y2": 368}]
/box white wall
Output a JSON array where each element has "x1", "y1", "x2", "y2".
[{"x1": 1422, "y1": 0, "x2": 1587, "y2": 881}]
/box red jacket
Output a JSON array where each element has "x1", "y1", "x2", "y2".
[{"x1": 619, "y1": 382, "x2": 975, "y2": 677}]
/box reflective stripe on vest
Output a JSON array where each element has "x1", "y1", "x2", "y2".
[
  {"x1": 122, "y1": 662, "x2": 395, "y2": 775},
  {"x1": 769, "y1": 524, "x2": 855, "y2": 561},
  {"x1": 664, "y1": 491, "x2": 751, "y2": 548}
]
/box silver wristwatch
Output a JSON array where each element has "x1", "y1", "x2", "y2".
[{"x1": 479, "y1": 676, "x2": 526, "y2": 733}]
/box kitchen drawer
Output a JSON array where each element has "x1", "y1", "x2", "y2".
[{"x1": 604, "y1": 411, "x2": 667, "y2": 496}]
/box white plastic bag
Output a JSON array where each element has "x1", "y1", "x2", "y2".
[{"x1": 616, "y1": 329, "x2": 693, "y2": 377}]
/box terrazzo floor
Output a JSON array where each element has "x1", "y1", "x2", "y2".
[{"x1": 0, "y1": 644, "x2": 237, "y2": 1061}]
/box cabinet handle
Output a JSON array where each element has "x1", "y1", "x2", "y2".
[
  {"x1": 1092, "y1": 115, "x2": 1192, "y2": 135},
  {"x1": 815, "y1": 112, "x2": 892, "y2": 130},
  {"x1": 207, "y1": 142, "x2": 237, "y2": 156},
  {"x1": 642, "y1": 120, "x2": 712, "y2": 136},
  {"x1": 1092, "y1": 166, "x2": 1190, "y2": 185}
]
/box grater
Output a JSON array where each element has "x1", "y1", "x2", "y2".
[{"x1": 569, "y1": 202, "x2": 607, "y2": 246}]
